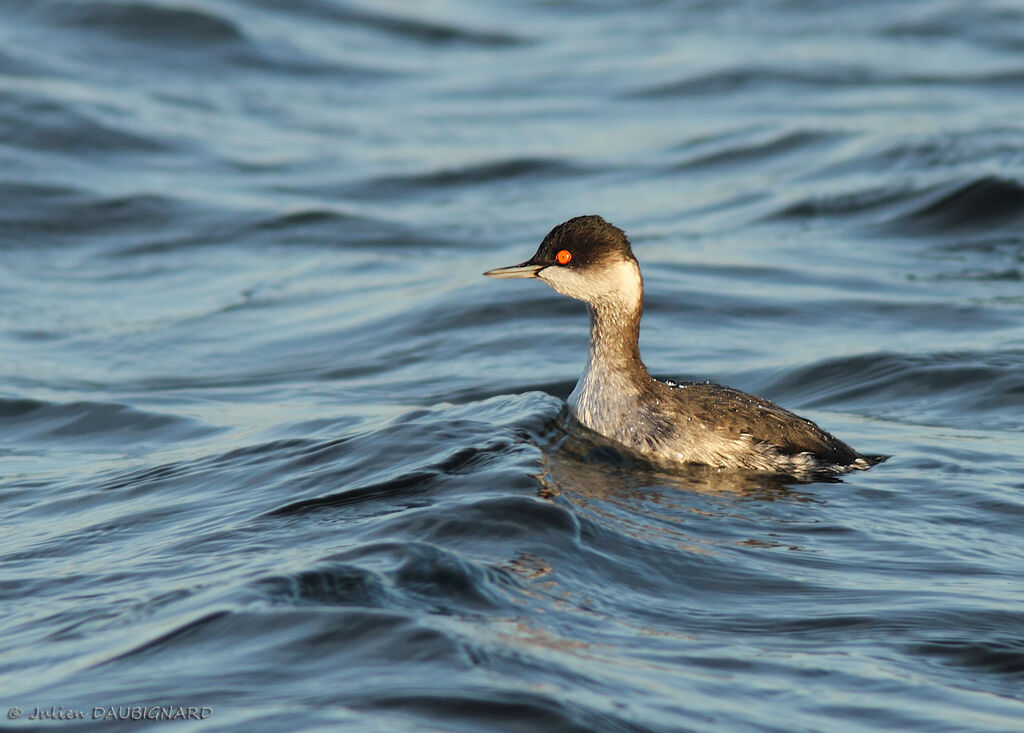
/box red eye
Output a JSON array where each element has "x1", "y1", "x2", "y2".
[{"x1": 556, "y1": 249, "x2": 572, "y2": 265}]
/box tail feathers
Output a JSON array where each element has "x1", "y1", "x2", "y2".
[{"x1": 850, "y1": 454, "x2": 889, "y2": 470}]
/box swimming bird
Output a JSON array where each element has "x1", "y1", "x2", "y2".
[{"x1": 484, "y1": 215, "x2": 885, "y2": 476}]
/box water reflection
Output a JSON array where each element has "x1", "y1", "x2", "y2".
[{"x1": 535, "y1": 409, "x2": 821, "y2": 502}]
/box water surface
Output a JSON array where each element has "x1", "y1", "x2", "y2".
[{"x1": 1, "y1": 1, "x2": 1023, "y2": 730}]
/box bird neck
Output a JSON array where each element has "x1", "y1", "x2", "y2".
[
  {"x1": 568, "y1": 281, "x2": 648, "y2": 434},
  {"x1": 585, "y1": 296, "x2": 647, "y2": 380}
]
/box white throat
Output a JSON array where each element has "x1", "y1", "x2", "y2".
[
  {"x1": 539, "y1": 258, "x2": 642, "y2": 310},
  {"x1": 548, "y1": 258, "x2": 647, "y2": 436}
]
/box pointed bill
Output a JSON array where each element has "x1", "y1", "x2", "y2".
[{"x1": 483, "y1": 262, "x2": 543, "y2": 279}]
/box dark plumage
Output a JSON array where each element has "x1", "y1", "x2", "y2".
[
  {"x1": 485, "y1": 215, "x2": 886, "y2": 476},
  {"x1": 529, "y1": 216, "x2": 634, "y2": 269}
]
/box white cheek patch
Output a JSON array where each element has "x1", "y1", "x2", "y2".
[
  {"x1": 605, "y1": 259, "x2": 643, "y2": 307},
  {"x1": 539, "y1": 266, "x2": 592, "y2": 301},
  {"x1": 539, "y1": 259, "x2": 642, "y2": 308}
]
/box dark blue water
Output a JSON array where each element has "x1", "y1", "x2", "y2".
[{"x1": 2, "y1": 1, "x2": 1023, "y2": 730}]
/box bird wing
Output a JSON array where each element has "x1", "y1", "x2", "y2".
[{"x1": 662, "y1": 381, "x2": 859, "y2": 464}]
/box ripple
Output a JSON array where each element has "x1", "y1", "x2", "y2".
[
  {"x1": 0, "y1": 45, "x2": 48, "y2": 77},
  {"x1": 629, "y1": 66, "x2": 873, "y2": 98},
  {"x1": 0, "y1": 397, "x2": 217, "y2": 444},
  {"x1": 23, "y1": 0, "x2": 385, "y2": 78},
  {"x1": 631, "y1": 65, "x2": 1024, "y2": 99},
  {"x1": 262, "y1": 470, "x2": 442, "y2": 519},
  {"x1": 669, "y1": 129, "x2": 844, "y2": 172},
  {"x1": 353, "y1": 690, "x2": 612, "y2": 733},
  {"x1": 0, "y1": 89, "x2": 168, "y2": 155},
  {"x1": 248, "y1": 0, "x2": 526, "y2": 47},
  {"x1": 766, "y1": 184, "x2": 939, "y2": 223},
  {"x1": 245, "y1": 208, "x2": 431, "y2": 248},
  {"x1": 767, "y1": 175, "x2": 1024, "y2": 234},
  {"x1": 880, "y1": 5, "x2": 1024, "y2": 53},
  {"x1": 355, "y1": 158, "x2": 590, "y2": 198},
  {"x1": 99, "y1": 607, "x2": 470, "y2": 673},
  {"x1": 0, "y1": 189, "x2": 199, "y2": 247},
  {"x1": 247, "y1": 543, "x2": 517, "y2": 623},
  {"x1": 255, "y1": 563, "x2": 392, "y2": 609},
  {"x1": 335, "y1": 541, "x2": 507, "y2": 611},
  {"x1": 807, "y1": 129, "x2": 1024, "y2": 181},
  {"x1": 5, "y1": 0, "x2": 1024, "y2": 729},
  {"x1": 768, "y1": 350, "x2": 1024, "y2": 425},
  {"x1": 913, "y1": 638, "x2": 1024, "y2": 680},
  {"x1": 889, "y1": 176, "x2": 1024, "y2": 234},
  {"x1": 45, "y1": 1, "x2": 245, "y2": 45},
  {"x1": 934, "y1": 267, "x2": 1023, "y2": 282},
  {"x1": 262, "y1": 434, "x2": 513, "y2": 520}
]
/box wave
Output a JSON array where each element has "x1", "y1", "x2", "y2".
[
  {"x1": 928, "y1": 234, "x2": 1024, "y2": 283},
  {"x1": 95, "y1": 603, "x2": 621, "y2": 733},
  {"x1": 0, "y1": 189, "x2": 200, "y2": 248},
  {"x1": 766, "y1": 350, "x2": 1024, "y2": 423},
  {"x1": 44, "y1": 0, "x2": 245, "y2": 44},
  {"x1": 913, "y1": 638, "x2": 1024, "y2": 679},
  {"x1": 630, "y1": 65, "x2": 1024, "y2": 99},
  {"x1": 629, "y1": 66, "x2": 873, "y2": 98},
  {"x1": 766, "y1": 176, "x2": 1024, "y2": 233},
  {"x1": 21, "y1": 0, "x2": 391, "y2": 79},
  {"x1": 255, "y1": 540, "x2": 507, "y2": 611},
  {"x1": 887, "y1": 176, "x2": 1024, "y2": 234},
  {"x1": 765, "y1": 184, "x2": 931, "y2": 222},
  {"x1": 245, "y1": 0, "x2": 526, "y2": 47},
  {"x1": 807, "y1": 128, "x2": 1024, "y2": 180},
  {"x1": 0, "y1": 45, "x2": 47, "y2": 77},
  {"x1": 0, "y1": 88, "x2": 168, "y2": 155},
  {"x1": 262, "y1": 469, "x2": 443, "y2": 519},
  {"x1": 0, "y1": 397, "x2": 215, "y2": 443},
  {"x1": 356, "y1": 158, "x2": 589, "y2": 198},
  {"x1": 251, "y1": 208, "x2": 405, "y2": 244},
  {"x1": 935, "y1": 268, "x2": 1023, "y2": 282},
  {"x1": 262, "y1": 430, "x2": 516, "y2": 519},
  {"x1": 351, "y1": 689, "x2": 621, "y2": 733},
  {"x1": 1, "y1": 193, "x2": 417, "y2": 253},
  {"x1": 669, "y1": 130, "x2": 842, "y2": 172},
  {"x1": 881, "y1": 5, "x2": 1024, "y2": 53}
]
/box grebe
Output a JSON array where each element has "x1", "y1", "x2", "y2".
[{"x1": 484, "y1": 215, "x2": 885, "y2": 475}]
